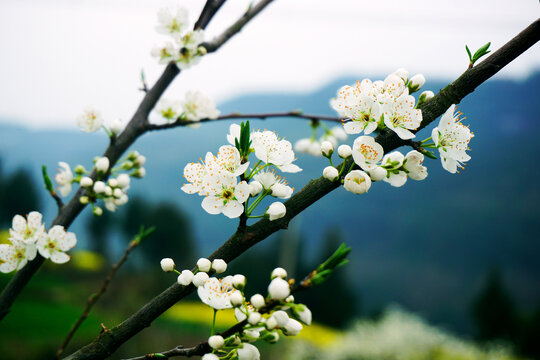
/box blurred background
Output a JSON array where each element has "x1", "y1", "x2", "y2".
[{"x1": 0, "y1": 0, "x2": 539, "y2": 359}]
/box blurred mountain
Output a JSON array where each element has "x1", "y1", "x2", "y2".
[{"x1": 0, "y1": 72, "x2": 539, "y2": 335}]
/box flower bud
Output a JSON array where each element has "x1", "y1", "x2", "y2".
[
  {"x1": 233, "y1": 274, "x2": 246, "y2": 290},
  {"x1": 323, "y1": 166, "x2": 339, "y2": 181},
  {"x1": 95, "y1": 157, "x2": 110, "y2": 173},
  {"x1": 104, "y1": 186, "x2": 113, "y2": 196},
  {"x1": 270, "y1": 183, "x2": 293, "y2": 199},
  {"x1": 202, "y1": 354, "x2": 219, "y2": 360},
  {"x1": 136, "y1": 155, "x2": 146, "y2": 166},
  {"x1": 108, "y1": 178, "x2": 118, "y2": 187},
  {"x1": 160, "y1": 258, "x2": 175, "y2": 272},
  {"x1": 93, "y1": 181, "x2": 107, "y2": 194},
  {"x1": 109, "y1": 118, "x2": 124, "y2": 135},
  {"x1": 177, "y1": 269, "x2": 194, "y2": 285},
  {"x1": 197, "y1": 46, "x2": 207, "y2": 55},
  {"x1": 212, "y1": 259, "x2": 227, "y2": 273},
  {"x1": 248, "y1": 181, "x2": 263, "y2": 197},
  {"x1": 271, "y1": 267, "x2": 287, "y2": 279},
  {"x1": 79, "y1": 196, "x2": 89, "y2": 204},
  {"x1": 282, "y1": 318, "x2": 303, "y2": 336},
  {"x1": 337, "y1": 144, "x2": 352, "y2": 158},
  {"x1": 74, "y1": 165, "x2": 87, "y2": 174},
  {"x1": 197, "y1": 258, "x2": 212, "y2": 272},
  {"x1": 419, "y1": 90, "x2": 434, "y2": 102},
  {"x1": 285, "y1": 295, "x2": 295, "y2": 303},
  {"x1": 229, "y1": 291, "x2": 244, "y2": 306},
  {"x1": 320, "y1": 141, "x2": 334, "y2": 157},
  {"x1": 271, "y1": 310, "x2": 289, "y2": 327},
  {"x1": 237, "y1": 343, "x2": 260, "y2": 360},
  {"x1": 294, "y1": 305, "x2": 312, "y2": 325},
  {"x1": 117, "y1": 174, "x2": 131, "y2": 189},
  {"x1": 250, "y1": 294, "x2": 265, "y2": 309},
  {"x1": 265, "y1": 316, "x2": 278, "y2": 329},
  {"x1": 208, "y1": 335, "x2": 224, "y2": 349},
  {"x1": 113, "y1": 188, "x2": 123, "y2": 198},
  {"x1": 393, "y1": 67, "x2": 409, "y2": 82},
  {"x1": 248, "y1": 312, "x2": 262, "y2": 325},
  {"x1": 368, "y1": 166, "x2": 387, "y2": 181},
  {"x1": 343, "y1": 170, "x2": 371, "y2": 194},
  {"x1": 80, "y1": 177, "x2": 93, "y2": 188},
  {"x1": 408, "y1": 74, "x2": 426, "y2": 93},
  {"x1": 262, "y1": 330, "x2": 279, "y2": 343},
  {"x1": 93, "y1": 206, "x2": 103, "y2": 216},
  {"x1": 192, "y1": 272, "x2": 209, "y2": 287},
  {"x1": 268, "y1": 277, "x2": 290, "y2": 300},
  {"x1": 266, "y1": 202, "x2": 286, "y2": 221},
  {"x1": 132, "y1": 167, "x2": 146, "y2": 178}
]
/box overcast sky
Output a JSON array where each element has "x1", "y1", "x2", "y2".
[{"x1": 0, "y1": 0, "x2": 538, "y2": 128}]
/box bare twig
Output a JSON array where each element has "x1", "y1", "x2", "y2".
[
  {"x1": 62, "y1": 19, "x2": 540, "y2": 360},
  {"x1": 145, "y1": 111, "x2": 341, "y2": 131},
  {"x1": 194, "y1": 0, "x2": 227, "y2": 30},
  {"x1": 55, "y1": 228, "x2": 154, "y2": 359}
]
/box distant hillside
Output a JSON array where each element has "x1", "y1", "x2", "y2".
[{"x1": 1, "y1": 73, "x2": 539, "y2": 334}]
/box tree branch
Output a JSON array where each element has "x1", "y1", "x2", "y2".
[
  {"x1": 194, "y1": 0, "x2": 227, "y2": 30},
  {"x1": 62, "y1": 18, "x2": 539, "y2": 360},
  {"x1": 145, "y1": 111, "x2": 341, "y2": 131}
]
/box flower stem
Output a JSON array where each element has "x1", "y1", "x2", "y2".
[
  {"x1": 246, "y1": 160, "x2": 262, "y2": 179},
  {"x1": 211, "y1": 309, "x2": 217, "y2": 336},
  {"x1": 246, "y1": 214, "x2": 265, "y2": 218},
  {"x1": 246, "y1": 162, "x2": 271, "y2": 180},
  {"x1": 246, "y1": 190, "x2": 269, "y2": 215}
]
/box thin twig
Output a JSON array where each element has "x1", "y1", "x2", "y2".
[{"x1": 145, "y1": 111, "x2": 341, "y2": 131}]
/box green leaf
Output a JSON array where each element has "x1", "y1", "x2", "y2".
[
  {"x1": 465, "y1": 45, "x2": 472, "y2": 61},
  {"x1": 41, "y1": 165, "x2": 54, "y2": 193},
  {"x1": 420, "y1": 149, "x2": 438, "y2": 160}
]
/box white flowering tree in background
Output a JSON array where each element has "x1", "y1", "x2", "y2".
[{"x1": 0, "y1": 1, "x2": 538, "y2": 359}]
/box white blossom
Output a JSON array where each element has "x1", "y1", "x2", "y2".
[
  {"x1": 271, "y1": 310, "x2": 290, "y2": 327},
  {"x1": 80, "y1": 176, "x2": 93, "y2": 188},
  {"x1": 155, "y1": 98, "x2": 183, "y2": 121},
  {"x1": 93, "y1": 181, "x2": 107, "y2": 194},
  {"x1": 0, "y1": 239, "x2": 37, "y2": 273},
  {"x1": 229, "y1": 291, "x2": 244, "y2": 306},
  {"x1": 212, "y1": 259, "x2": 227, "y2": 274},
  {"x1": 343, "y1": 170, "x2": 372, "y2": 194},
  {"x1": 200, "y1": 169, "x2": 249, "y2": 218},
  {"x1": 253, "y1": 171, "x2": 293, "y2": 199},
  {"x1": 408, "y1": 74, "x2": 426, "y2": 92},
  {"x1": 197, "y1": 276, "x2": 239, "y2": 310},
  {"x1": 404, "y1": 150, "x2": 428, "y2": 181},
  {"x1": 181, "y1": 161, "x2": 206, "y2": 195},
  {"x1": 248, "y1": 312, "x2": 263, "y2": 325},
  {"x1": 37, "y1": 225, "x2": 77, "y2": 264},
  {"x1": 208, "y1": 335, "x2": 224, "y2": 349},
  {"x1": 266, "y1": 202, "x2": 286, "y2": 221},
  {"x1": 271, "y1": 267, "x2": 287, "y2": 279},
  {"x1": 250, "y1": 294, "x2": 265, "y2": 309},
  {"x1": 382, "y1": 94, "x2": 422, "y2": 140},
  {"x1": 150, "y1": 42, "x2": 178, "y2": 64},
  {"x1": 182, "y1": 91, "x2": 220, "y2": 121},
  {"x1": 197, "y1": 258, "x2": 212, "y2": 272},
  {"x1": 77, "y1": 107, "x2": 103, "y2": 133},
  {"x1": 294, "y1": 138, "x2": 322, "y2": 157},
  {"x1": 205, "y1": 145, "x2": 249, "y2": 177},
  {"x1": 109, "y1": 118, "x2": 124, "y2": 135},
  {"x1": 320, "y1": 141, "x2": 334, "y2": 157},
  {"x1": 392, "y1": 68, "x2": 410, "y2": 83},
  {"x1": 155, "y1": 7, "x2": 189, "y2": 38},
  {"x1": 160, "y1": 258, "x2": 175, "y2": 272},
  {"x1": 248, "y1": 181, "x2": 263, "y2": 197},
  {"x1": 226, "y1": 124, "x2": 241, "y2": 146},
  {"x1": 202, "y1": 354, "x2": 219, "y2": 360},
  {"x1": 419, "y1": 90, "x2": 434, "y2": 103},
  {"x1": 352, "y1": 136, "x2": 384, "y2": 171},
  {"x1": 192, "y1": 272, "x2": 210, "y2": 287},
  {"x1": 252, "y1": 131, "x2": 302, "y2": 173},
  {"x1": 133, "y1": 167, "x2": 146, "y2": 178},
  {"x1": 323, "y1": 166, "x2": 339, "y2": 181},
  {"x1": 9, "y1": 211, "x2": 46, "y2": 245},
  {"x1": 180, "y1": 30, "x2": 205, "y2": 50},
  {"x1": 268, "y1": 277, "x2": 290, "y2": 300},
  {"x1": 233, "y1": 274, "x2": 246, "y2": 289},
  {"x1": 337, "y1": 144, "x2": 352, "y2": 158},
  {"x1": 368, "y1": 166, "x2": 387, "y2": 181},
  {"x1": 95, "y1": 157, "x2": 110, "y2": 173},
  {"x1": 282, "y1": 318, "x2": 303, "y2": 336},
  {"x1": 294, "y1": 305, "x2": 312, "y2": 325},
  {"x1": 177, "y1": 269, "x2": 194, "y2": 286},
  {"x1": 117, "y1": 174, "x2": 131, "y2": 189},
  {"x1": 382, "y1": 152, "x2": 408, "y2": 187},
  {"x1": 237, "y1": 343, "x2": 260, "y2": 360},
  {"x1": 54, "y1": 162, "x2": 73, "y2": 197}
]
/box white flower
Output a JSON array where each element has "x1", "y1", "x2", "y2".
[
  {"x1": 181, "y1": 161, "x2": 206, "y2": 195},
  {"x1": 268, "y1": 277, "x2": 290, "y2": 300},
  {"x1": 197, "y1": 276, "x2": 239, "y2": 310},
  {"x1": 54, "y1": 162, "x2": 73, "y2": 197},
  {"x1": 180, "y1": 30, "x2": 205, "y2": 50},
  {"x1": 253, "y1": 171, "x2": 293, "y2": 199},
  {"x1": 117, "y1": 174, "x2": 131, "y2": 189},
  {"x1": 252, "y1": 131, "x2": 302, "y2": 173},
  {"x1": 404, "y1": 150, "x2": 428, "y2": 181},
  {"x1": 229, "y1": 291, "x2": 244, "y2": 306},
  {"x1": 294, "y1": 138, "x2": 322, "y2": 157},
  {"x1": 432, "y1": 104, "x2": 474, "y2": 173},
  {"x1": 105, "y1": 198, "x2": 118, "y2": 212},
  {"x1": 233, "y1": 274, "x2": 246, "y2": 289},
  {"x1": 271, "y1": 267, "x2": 287, "y2": 279},
  {"x1": 212, "y1": 259, "x2": 227, "y2": 274},
  {"x1": 175, "y1": 47, "x2": 203, "y2": 70},
  {"x1": 271, "y1": 310, "x2": 290, "y2": 327},
  {"x1": 343, "y1": 170, "x2": 371, "y2": 194},
  {"x1": 9, "y1": 211, "x2": 46, "y2": 245},
  {"x1": 150, "y1": 42, "x2": 178, "y2": 64},
  {"x1": 282, "y1": 318, "x2": 303, "y2": 336},
  {"x1": 155, "y1": 7, "x2": 189, "y2": 38},
  {"x1": 337, "y1": 144, "x2": 352, "y2": 158},
  {"x1": 0, "y1": 240, "x2": 37, "y2": 273},
  {"x1": 93, "y1": 207, "x2": 103, "y2": 216},
  {"x1": 177, "y1": 269, "x2": 194, "y2": 286},
  {"x1": 80, "y1": 176, "x2": 93, "y2": 188},
  {"x1": 381, "y1": 152, "x2": 408, "y2": 187},
  {"x1": 248, "y1": 181, "x2": 263, "y2": 197},
  {"x1": 192, "y1": 272, "x2": 210, "y2": 287},
  {"x1": 160, "y1": 258, "x2": 175, "y2": 272},
  {"x1": 226, "y1": 123, "x2": 241, "y2": 146},
  {"x1": 182, "y1": 91, "x2": 220, "y2": 121},
  {"x1": 113, "y1": 188, "x2": 123, "y2": 198},
  {"x1": 266, "y1": 202, "x2": 286, "y2": 221},
  {"x1": 95, "y1": 157, "x2": 110, "y2": 173},
  {"x1": 382, "y1": 94, "x2": 422, "y2": 140},
  {"x1": 205, "y1": 145, "x2": 249, "y2": 177},
  {"x1": 293, "y1": 305, "x2": 312, "y2": 325},
  {"x1": 155, "y1": 98, "x2": 183, "y2": 121},
  {"x1": 208, "y1": 335, "x2": 224, "y2": 349},
  {"x1": 37, "y1": 225, "x2": 77, "y2": 264},
  {"x1": 378, "y1": 74, "x2": 408, "y2": 102},
  {"x1": 197, "y1": 257, "x2": 212, "y2": 272},
  {"x1": 320, "y1": 141, "x2": 334, "y2": 156},
  {"x1": 408, "y1": 74, "x2": 426, "y2": 92},
  {"x1": 109, "y1": 118, "x2": 124, "y2": 135},
  {"x1": 237, "y1": 343, "x2": 260, "y2": 360},
  {"x1": 250, "y1": 294, "x2": 265, "y2": 309},
  {"x1": 367, "y1": 166, "x2": 387, "y2": 181},
  {"x1": 323, "y1": 166, "x2": 339, "y2": 181},
  {"x1": 93, "y1": 181, "x2": 107, "y2": 194},
  {"x1": 352, "y1": 136, "x2": 384, "y2": 171},
  {"x1": 202, "y1": 354, "x2": 219, "y2": 360},
  {"x1": 235, "y1": 304, "x2": 255, "y2": 322},
  {"x1": 248, "y1": 312, "x2": 263, "y2": 325},
  {"x1": 77, "y1": 107, "x2": 103, "y2": 133},
  {"x1": 200, "y1": 170, "x2": 249, "y2": 218}
]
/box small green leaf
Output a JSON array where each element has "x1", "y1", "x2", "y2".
[
  {"x1": 420, "y1": 149, "x2": 438, "y2": 160},
  {"x1": 41, "y1": 165, "x2": 55, "y2": 193},
  {"x1": 465, "y1": 45, "x2": 472, "y2": 61}
]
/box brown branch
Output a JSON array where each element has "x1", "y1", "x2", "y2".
[
  {"x1": 145, "y1": 111, "x2": 341, "y2": 131},
  {"x1": 194, "y1": 0, "x2": 227, "y2": 30},
  {"x1": 62, "y1": 19, "x2": 539, "y2": 360},
  {"x1": 0, "y1": 0, "x2": 276, "y2": 323},
  {"x1": 55, "y1": 237, "x2": 143, "y2": 359}
]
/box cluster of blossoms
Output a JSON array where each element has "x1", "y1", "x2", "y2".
[
  {"x1": 77, "y1": 107, "x2": 125, "y2": 137},
  {"x1": 294, "y1": 123, "x2": 347, "y2": 157},
  {"x1": 315, "y1": 68, "x2": 474, "y2": 195},
  {"x1": 0, "y1": 212, "x2": 77, "y2": 273},
  {"x1": 55, "y1": 151, "x2": 146, "y2": 215},
  {"x1": 150, "y1": 7, "x2": 206, "y2": 69},
  {"x1": 154, "y1": 90, "x2": 220, "y2": 124},
  {"x1": 160, "y1": 258, "x2": 310, "y2": 360},
  {"x1": 181, "y1": 122, "x2": 300, "y2": 220}
]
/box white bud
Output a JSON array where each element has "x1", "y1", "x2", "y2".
[
  {"x1": 93, "y1": 207, "x2": 103, "y2": 216},
  {"x1": 104, "y1": 186, "x2": 113, "y2": 196},
  {"x1": 79, "y1": 196, "x2": 89, "y2": 204},
  {"x1": 109, "y1": 118, "x2": 124, "y2": 135},
  {"x1": 202, "y1": 354, "x2": 219, "y2": 360},
  {"x1": 113, "y1": 188, "x2": 123, "y2": 198},
  {"x1": 337, "y1": 144, "x2": 352, "y2": 158},
  {"x1": 95, "y1": 157, "x2": 110, "y2": 173},
  {"x1": 133, "y1": 167, "x2": 146, "y2": 178},
  {"x1": 263, "y1": 331, "x2": 279, "y2": 343},
  {"x1": 265, "y1": 316, "x2": 278, "y2": 330},
  {"x1": 323, "y1": 166, "x2": 339, "y2": 181},
  {"x1": 250, "y1": 294, "x2": 265, "y2": 309},
  {"x1": 320, "y1": 141, "x2": 334, "y2": 157},
  {"x1": 116, "y1": 194, "x2": 129, "y2": 206},
  {"x1": 80, "y1": 177, "x2": 93, "y2": 188},
  {"x1": 93, "y1": 181, "x2": 107, "y2": 194},
  {"x1": 248, "y1": 312, "x2": 262, "y2": 325},
  {"x1": 408, "y1": 74, "x2": 426, "y2": 92},
  {"x1": 192, "y1": 272, "x2": 209, "y2": 287},
  {"x1": 285, "y1": 295, "x2": 295, "y2": 303},
  {"x1": 197, "y1": 258, "x2": 212, "y2": 272},
  {"x1": 282, "y1": 318, "x2": 303, "y2": 336},
  {"x1": 271, "y1": 267, "x2": 287, "y2": 279},
  {"x1": 136, "y1": 155, "x2": 146, "y2": 166},
  {"x1": 294, "y1": 305, "x2": 312, "y2": 325},
  {"x1": 117, "y1": 174, "x2": 131, "y2": 189},
  {"x1": 177, "y1": 269, "x2": 194, "y2": 285},
  {"x1": 393, "y1": 67, "x2": 409, "y2": 82},
  {"x1": 108, "y1": 178, "x2": 118, "y2": 187},
  {"x1": 270, "y1": 183, "x2": 293, "y2": 199},
  {"x1": 208, "y1": 335, "x2": 224, "y2": 349},
  {"x1": 212, "y1": 259, "x2": 227, "y2": 274},
  {"x1": 368, "y1": 166, "x2": 387, "y2": 181},
  {"x1": 229, "y1": 291, "x2": 244, "y2": 306},
  {"x1": 271, "y1": 310, "x2": 289, "y2": 327},
  {"x1": 160, "y1": 258, "x2": 175, "y2": 272},
  {"x1": 74, "y1": 165, "x2": 86, "y2": 174},
  {"x1": 266, "y1": 202, "x2": 286, "y2": 221},
  {"x1": 420, "y1": 90, "x2": 434, "y2": 102},
  {"x1": 237, "y1": 343, "x2": 260, "y2": 360},
  {"x1": 248, "y1": 181, "x2": 263, "y2": 197},
  {"x1": 268, "y1": 277, "x2": 290, "y2": 300},
  {"x1": 343, "y1": 170, "x2": 371, "y2": 194},
  {"x1": 233, "y1": 274, "x2": 246, "y2": 289}
]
